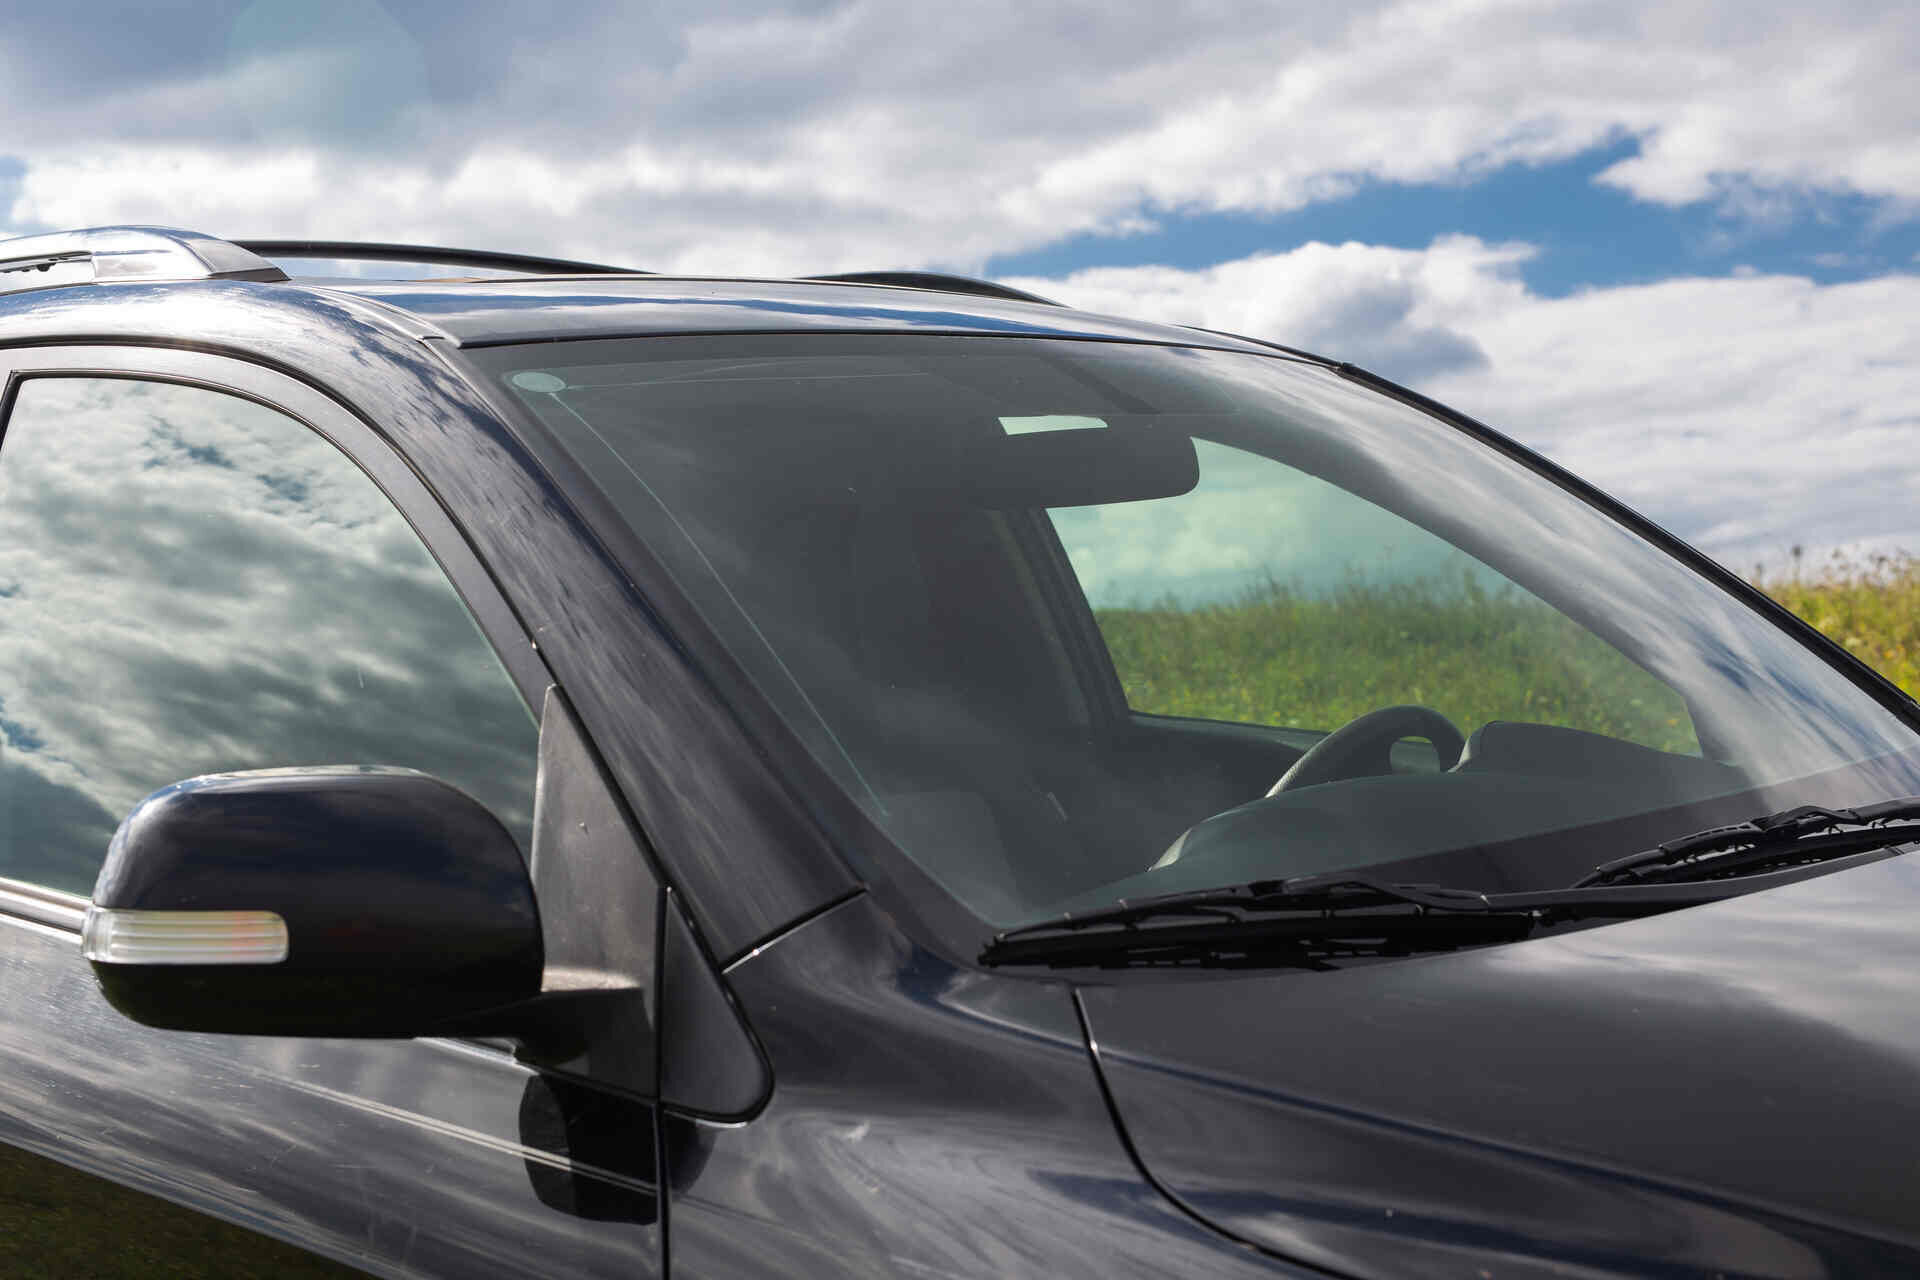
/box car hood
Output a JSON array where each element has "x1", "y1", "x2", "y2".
[{"x1": 1078, "y1": 853, "x2": 1920, "y2": 1278}]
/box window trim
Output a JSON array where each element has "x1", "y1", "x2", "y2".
[
  {"x1": 0, "y1": 873, "x2": 86, "y2": 933},
  {"x1": 0, "y1": 345, "x2": 556, "y2": 925}
]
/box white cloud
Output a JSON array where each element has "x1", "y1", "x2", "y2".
[
  {"x1": 1015, "y1": 236, "x2": 1531, "y2": 378},
  {"x1": 1012, "y1": 241, "x2": 1920, "y2": 573},
  {"x1": 4, "y1": 1, "x2": 1918, "y2": 271},
  {"x1": 5, "y1": 2, "x2": 1919, "y2": 571}
]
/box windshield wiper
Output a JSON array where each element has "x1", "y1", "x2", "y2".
[
  {"x1": 983, "y1": 837, "x2": 1918, "y2": 969},
  {"x1": 981, "y1": 879, "x2": 1531, "y2": 968},
  {"x1": 1572, "y1": 796, "x2": 1920, "y2": 889},
  {"x1": 979, "y1": 875, "x2": 1703, "y2": 969}
]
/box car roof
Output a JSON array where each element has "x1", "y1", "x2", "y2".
[
  {"x1": 320, "y1": 274, "x2": 1273, "y2": 350},
  {"x1": 0, "y1": 225, "x2": 1289, "y2": 356}
]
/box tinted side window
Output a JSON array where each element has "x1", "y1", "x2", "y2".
[{"x1": 0, "y1": 377, "x2": 537, "y2": 895}]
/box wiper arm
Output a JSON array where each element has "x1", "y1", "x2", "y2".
[{"x1": 1573, "y1": 796, "x2": 1920, "y2": 889}]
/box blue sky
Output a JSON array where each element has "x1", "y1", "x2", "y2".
[
  {"x1": 2, "y1": 1, "x2": 1917, "y2": 573},
  {"x1": 990, "y1": 137, "x2": 1920, "y2": 299}
]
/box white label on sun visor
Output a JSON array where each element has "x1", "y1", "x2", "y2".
[{"x1": 998, "y1": 415, "x2": 1106, "y2": 435}]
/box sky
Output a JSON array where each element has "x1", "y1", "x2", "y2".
[{"x1": 2, "y1": 0, "x2": 1918, "y2": 576}]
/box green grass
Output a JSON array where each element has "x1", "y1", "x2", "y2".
[
  {"x1": 1095, "y1": 553, "x2": 1920, "y2": 756},
  {"x1": 0, "y1": 1141, "x2": 361, "y2": 1277},
  {"x1": 1754, "y1": 550, "x2": 1920, "y2": 697},
  {"x1": 1095, "y1": 573, "x2": 1699, "y2": 754}
]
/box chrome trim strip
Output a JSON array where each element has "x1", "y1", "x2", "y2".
[{"x1": 0, "y1": 875, "x2": 88, "y2": 934}]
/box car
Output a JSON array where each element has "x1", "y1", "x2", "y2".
[{"x1": 2, "y1": 224, "x2": 1920, "y2": 1278}]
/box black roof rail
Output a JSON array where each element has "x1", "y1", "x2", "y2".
[
  {"x1": 3, "y1": 229, "x2": 1058, "y2": 309},
  {"x1": 0, "y1": 226, "x2": 286, "y2": 295},
  {"x1": 236, "y1": 240, "x2": 651, "y2": 278},
  {"x1": 804, "y1": 271, "x2": 1058, "y2": 306}
]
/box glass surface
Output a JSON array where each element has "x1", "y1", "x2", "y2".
[
  {"x1": 1056, "y1": 439, "x2": 1699, "y2": 755},
  {"x1": 477, "y1": 335, "x2": 1920, "y2": 926},
  {"x1": 0, "y1": 378, "x2": 538, "y2": 895}
]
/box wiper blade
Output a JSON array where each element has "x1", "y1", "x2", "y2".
[
  {"x1": 1006, "y1": 877, "x2": 1495, "y2": 928},
  {"x1": 982, "y1": 877, "x2": 1543, "y2": 969},
  {"x1": 980, "y1": 910, "x2": 1533, "y2": 969},
  {"x1": 978, "y1": 861, "x2": 1891, "y2": 969},
  {"x1": 1573, "y1": 797, "x2": 1920, "y2": 889}
]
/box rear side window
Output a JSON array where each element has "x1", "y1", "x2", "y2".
[{"x1": 0, "y1": 377, "x2": 538, "y2": 896}]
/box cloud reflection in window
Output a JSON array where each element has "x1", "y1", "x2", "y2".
[{"x1": 0, "y1": 378, "x2": 537, "y2": 895}]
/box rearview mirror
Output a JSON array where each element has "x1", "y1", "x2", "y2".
[
  {"x1": 83, "y1": 767, "x2": 543, "y2": 1037},
  {"x1": 933, "y1": 423, "x2": 1200, "y2": 508},
  {"x1": 770, "y1": 422, "x2": 1201, "y2": 510}
]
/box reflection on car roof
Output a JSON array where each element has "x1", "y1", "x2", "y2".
[{"x1": 325, "y1": 275, "x2": 1278, "y2": 349}]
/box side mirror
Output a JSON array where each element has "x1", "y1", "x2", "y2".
[{"x1": 83, "y1": 767, "x2": 543, "y2": 1037}]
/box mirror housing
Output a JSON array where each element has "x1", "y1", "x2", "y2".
[
  {"x1": 927, "y1": 424, "x2": 1199, "y2": 509},
  {"x1": 84, "y1": 767, "x2": 543, "y2": 1037}
]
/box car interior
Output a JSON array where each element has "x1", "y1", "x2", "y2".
[{"x1": 497, "y1": 342, "x2": 1776, "y2": 927}]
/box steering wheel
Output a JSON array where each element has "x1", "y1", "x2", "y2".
[{"x1": 1267, "y1": 705, "x2": 1464, "y2": 796}]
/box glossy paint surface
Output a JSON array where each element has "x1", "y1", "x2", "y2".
[
  {"x1": 658, "y1": 890, "x2": 769, "y2": 1119},
  {"x1": 0, "y1": 284, "x2": 858, "y2": 962},
  {"x1": 326, "y1": 276, "x2": 1278, "y2": 351},
  {"x1": 0, "y1": 910, "x2": 661, "y2": 1277},
  {"x1": 91, "y1": 768, "x2": 542, "y2": 1037},
  {"x1": 1082, "y1": 852, "x2": 1920, "y2": 1276},
  {"x1": 667, "y1": 893, "x2": 1297, "y2": 1279}
]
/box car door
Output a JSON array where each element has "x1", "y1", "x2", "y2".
[{"x1": 0, "y1": 349, "x2": 665, "y2": 1278}]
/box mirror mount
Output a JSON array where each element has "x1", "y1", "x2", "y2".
[{"x1": 445, "y1": 970, "x2": 646, "y2": 1063}]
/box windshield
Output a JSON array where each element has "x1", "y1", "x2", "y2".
[{"x1": 475, "y1": 334, "x2": 1920, "y2": 927}]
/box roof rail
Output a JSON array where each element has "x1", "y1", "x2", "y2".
[
  {"x1": 0, "y1": 226, "x2": 287, "y2": 295},
  {"x1": 237, "y1": 240, "x2": 649, "y2": 278},
  {"x1": 804, "y1": 271, "x2": 1058, "y2": 306}
]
